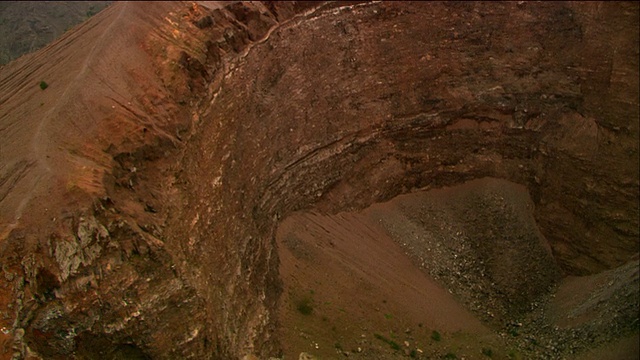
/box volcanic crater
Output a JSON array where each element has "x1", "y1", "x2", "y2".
[{"x1": 0, "y1": 1, "x2": 638, "y2": 359}]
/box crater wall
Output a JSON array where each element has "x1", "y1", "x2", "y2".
[{"x1": 166, "y1": 1, "x2": 638, "y2": 357}]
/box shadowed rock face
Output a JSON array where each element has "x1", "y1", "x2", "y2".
[{"x1": 0, "y1": 1, "x2": 637, "y2": 359}]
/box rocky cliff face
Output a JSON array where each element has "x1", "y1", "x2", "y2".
[{"x1": 0, "y1": 1, "x2": 637, "y2": 359}]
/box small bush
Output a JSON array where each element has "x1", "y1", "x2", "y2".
[
  {"x1": 373, "y1": 333, "x2": 401, "y2": 351},
  {"x1": 86, "y1": 6, "x2": 97, "y2": 17},
  {"x1": 296, "y1": 297, "x2": 313, "y2": 315},
  {"x1": 431, "y1": 330, "x2": 442, "y2": 342},
  {"x1": 39, "y1": 81, "x2": 48, "y2": 90},
  {"x1": 482, "y1": 347, "x2": 493, "y2": 357},
  {"x1": 508, "y1": 350, "x2": 522, "y2": 360}
]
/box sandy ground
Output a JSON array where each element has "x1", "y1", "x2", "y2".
[
  {"x1": 277, "y1": 209, "x2": 493, "y2": 358},
  {"x1": 276, "y1": 178, "x2": 538, "y2": 359},
  {"x1": 277, "y1": 178, "x2": 638, "y2": 359}
]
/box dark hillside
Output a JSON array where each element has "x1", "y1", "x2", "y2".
[{"x1": 0, "y1": 1, "x2": 110, "y2": 65}]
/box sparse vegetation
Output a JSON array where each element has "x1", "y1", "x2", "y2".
[
  {"x1": 443, "y1": 352, "x2": 457, "y2": 359},
  {"x1": 86, "y1": 6, "x2": 97, "y2": 17},
  {"x1": 296, "y1": 297, "x2": 313, "y2": 315},
  {"x1": 373, "y1": 333, "x2": 401, "y2": 351},
  {"x1": 39, "y1": 80, "x2": 48, "y2": 90},
  {"x1": 482, "y1": 347, "x2": 493, "y2": 357},
  {"x1": 508, "y1": 350, "x2": 522, "y2": 360},
  {"x1": 431, "y1": 330, "x2": 442, "y2": 342}
]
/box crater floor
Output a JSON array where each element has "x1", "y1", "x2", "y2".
[{"x1": 277, "y1": 178, "x2": 638, "y2": 359}]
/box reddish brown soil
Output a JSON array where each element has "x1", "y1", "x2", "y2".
[
  {"x1": 277, "y1": 178, "x2": 533, "y2": 358},
  {"x1": 277, "y1": 209, "x2": 491, "y2": 358},
  {"x1": 278, "y1": 178, "x2": 638, "y2": 359},
  {"x1": 0, "y1": 2, "x2": 222, "y2": 358},
  {"x1": 279, "y1": 178, "x2": 539, "y2": 358}
]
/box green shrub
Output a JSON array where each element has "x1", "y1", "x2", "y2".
[
  {"x1": 508, "y1": 350, "x2": 522, "y2": 360},
  {"x1": 296, "y1": 297, "x2": 313, "y2": 315},
  {"x1": 431, "y1": 330, "x2": 442, "y2": 342},
  {"x1": 373, "y1": 333, "x2": 401, "y2": 351},
  {"x1": 39, "y1": 81, "x2": 48, "y2": 90}
]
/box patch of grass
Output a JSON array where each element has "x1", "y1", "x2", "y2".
[
  {"x1": 39, "y1": 81, "x2": 48, "y2": 90},
  {"x1": 86, "y1": 6, "x2": 97, "y2": 17},
  {"x1": 410, "y1": 349, "x2": 418, "y2": 358},
  {"x1": 384, "y1": 313, "x2": 393, "y2": 319},
  {"x1": 482, "y1": 347, "x2": 493, "y2": 357},
  {"x1": 373, "y1": 333, "x2": 401, "y2": 351},
  {"x1": 296, "y1": 297, "x2": 313, "y2": 315},
  {"x1": 443, "y1": 352, "x2": 457, "y2": 359},
  {"x1": 508, "y1": 350, "x2": 522, "y2": 360},
  {"x1": 431, "y1": 330, "x2": 442, "y2": 342},
  {"x1": 334, "y1": 342, "x2": 343, "y2": 351}
]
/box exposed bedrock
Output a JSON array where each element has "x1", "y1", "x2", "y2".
[
  {"x1": 170, "y1": 1, "x2": 638, "y2": 357},
  {"x1": 169, "y1": 2, "x2": 638, "y2": 357}
]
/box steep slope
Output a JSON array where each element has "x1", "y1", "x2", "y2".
[
  {"x1": 0, "y1": 2, "x2": 331, "y2": 358},
  {"x1": 0, "y1": 1, "x2": 637, "y2": 359},
  {"x1": 276, "y1": 178, "x2": 637, "y2": 358},
  {"x1": 0, "y1": 1, "x2": 187, "y2": 235},
  {"x1": 277, "y1": 178, "x2": 558, "y2": 359},
  {"x1": 0, "y1": 1, "x2": 261, "y2": 358}
]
